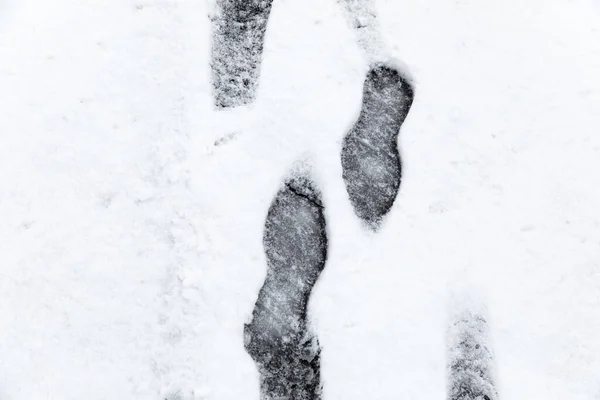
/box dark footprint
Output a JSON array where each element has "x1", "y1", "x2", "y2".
[
  {"x1": 211, "y1": 0, "x2": 274, "y2": 108},
  {"x1": 244, "y1": 170, "x2": 327, "y2": 400},
  {"x1": 341, "y1": 63, "x2": 414, "y2": 229},
  {"x1": 447, "y1": 310, "x2": 498, "y2": 400}
]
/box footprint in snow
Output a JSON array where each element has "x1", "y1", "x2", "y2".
[
  {"x1": 244, "y1": 168, "x2": 327, "y2": 400},
  {"x1": 341, "y1": 63, "x2": 414, "y2": 230},
  {"x1": 210, "y1": 0, "x2": 274, "y2": 108}
]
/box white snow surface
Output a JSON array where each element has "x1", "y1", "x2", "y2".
[{"x1": 2, "y1": 0, "x2": 600, "y2": 399}]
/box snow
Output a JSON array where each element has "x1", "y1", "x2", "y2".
[{"x1": 1, "y1": 0, "x2": 600, "y2": 399}]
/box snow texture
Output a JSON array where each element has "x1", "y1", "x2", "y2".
[
  {"x1": 3, "y1": 0, "x2": 600, "y2": 399},
  {"x1": 244, "y1": 167, "x2": 327, "y2": 400},
  {"x1": 337, "y1": 0, "x2": 388, "y2": 63},
  {"x1": 341, "y1": 64, "x2": 414, "y2": 229},
  {"x1": 211, "y1": 0, "x2": 273, "y2": 108}
]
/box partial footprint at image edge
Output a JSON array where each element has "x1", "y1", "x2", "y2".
[
  {"x1": 448, "y1": 310, "x2": 499, "y2": 400},
  {"x1": 341, "y1": 63, "x2": 414, "y2": 230},
  {"x1": 211, "y1": 0, "x2": 274, "y2": 108},
  {"x1": 244, "y1": 170, "x2": 327, "y2": 400}
]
